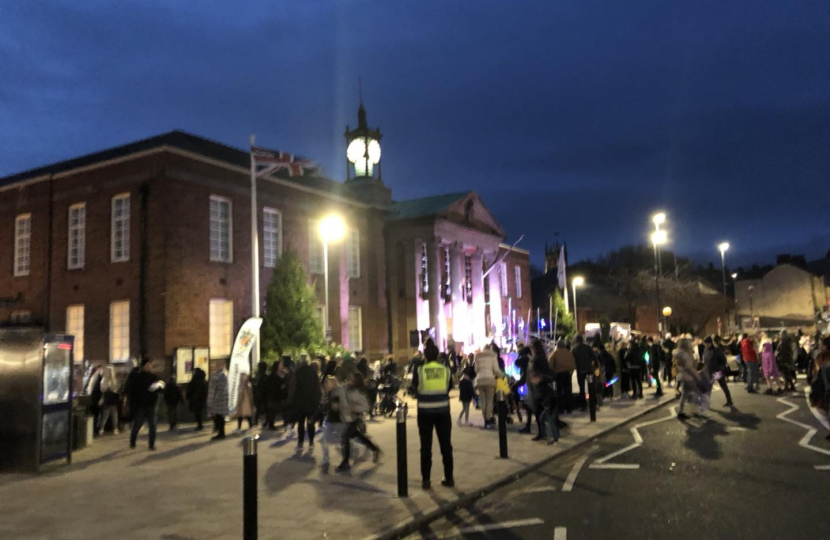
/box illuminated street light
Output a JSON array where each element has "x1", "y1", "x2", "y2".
[
  {"x1": 651, "y1": 230, "x2": 668, "y2": 245},
  {"x1": 319, "y1": 214, "x2": 346, "y2": 341},
  {"x1": 731, "y1": 272, "x2": 738, "y2": 279},
  {"x1": 652, "y1": 212, "x2": 666, "y2": 227},
  {"x1": 572, "y1": 276, "x2": 584, "y2": 333},
  {"x1": 663, "y1": 306, "x2": 672, "y2": 317},
  {"x1": 718, "y1": 242, "x2": 730, "y2": 254},
  {"x1": 718, "y1": 241, "x2": 731, "y2": 329}
]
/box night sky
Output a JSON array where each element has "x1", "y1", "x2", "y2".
[{"x1": 2, "y1": 1, "x2": 828, "y2": 269}]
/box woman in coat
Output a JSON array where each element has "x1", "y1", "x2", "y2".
[
  {"x1": 186, "y1": 368, "x2": 208, "y2": 430},
  {"x1": 675, "y1": 338, "x2": 699, "y2": 419},
  {"x1": 762, "y1": 342, "x2": 784, "y2": 395},
  {"x1": 207, "y1": 366, "x2": 229, "y2": 440}
]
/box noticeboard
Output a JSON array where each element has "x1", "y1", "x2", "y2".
[
  {"x1": 175, "y1": 347, "x2": 194, "y2": 384},
  {"x1": 193, "y1": 347, "x2": 210, "y2": 380},
  {"x1": 40, "y1": 335, "x2": 74, "y2": 466}
]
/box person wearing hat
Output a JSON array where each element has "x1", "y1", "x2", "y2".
[
  {"x1": 412, "y1": 339, "x2": 454, "y2": 489},
  {"x1": 703, "y1": 336, "x2": 733, "y2": 407},
  {"x1": 129, "y1": 358, "x2": 165, "y2": 450}
]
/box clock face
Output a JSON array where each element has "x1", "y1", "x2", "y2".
[{"x1": 347, "y1": 137, "x2": 380, "y2": 164}]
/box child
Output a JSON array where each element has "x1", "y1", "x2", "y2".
[
  {"x1": 458, "y1": 372, "x2": 474, "y2": 426},
  {"x1": 530, "y1": 366, "x2": 558, "y2": 445},
  {"x1": 163, "y1": 376, "x2": 182, "y2": 431}
]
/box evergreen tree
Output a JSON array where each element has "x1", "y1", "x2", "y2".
[
  {"x1": 549, "y1": 288, "x2": 575, "y2": 340},
  {"x1": 260, "y1": 251, "x2": 323, "y2": 359}
]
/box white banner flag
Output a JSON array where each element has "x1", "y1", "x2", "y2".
[
  {"x1": 227, "y1": 317, "x2": 262, "y2": 415},
  {"x1": 557, "y1": 246, "x2": 570, "y2": 313}
]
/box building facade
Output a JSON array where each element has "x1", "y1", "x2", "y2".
[
  {"x1": 735, "y1": 264, "x2": 828, "y2": 332},
  {"x1": 0, "y1": 107, "x2": 529, "y2": 371}
]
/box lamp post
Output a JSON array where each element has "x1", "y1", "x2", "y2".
[
  {"x1": 319, "y1": 215, "x2": 345, "y2": 342},
  {"x1": 662, "y1": 306, "x2": 672, "y2": 335},
  {"x1": 718, "y1": 242, "x2": 730, "y2": 333},
  {"x1": 651, "y1": 229, "x2": 667, "y2": 334},
  {"x1": 572, "y1": 276, "x2": 584, "y2": 334}
]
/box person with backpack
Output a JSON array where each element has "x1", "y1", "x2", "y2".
[
  {"x1": 703, "y1": 336, "x2": 733, "y2": 407},
  {"x1": 336, "y1": 373, "x2": 381, "y2": 472}
]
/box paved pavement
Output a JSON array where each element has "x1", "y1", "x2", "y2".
[
  {"x1": 403, "y1": 383, "x2": 830, "y2": 540},
  {"x1": 0, "y1": 382, "x2": 675, "y2": 540}
]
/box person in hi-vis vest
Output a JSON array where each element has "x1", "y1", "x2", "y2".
[{"x1": 412, "y1": 339, "x2": 455, "y2": 489}]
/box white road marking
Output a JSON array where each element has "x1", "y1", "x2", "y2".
[
  {"x1": 456, "y1": 518, "x2": 544, "y2": 534},
  {"x1": 554, "y1": 526, "x2": 567, "y2": 540},
  {"x1": 776, "y1": 396, "x2": 830, "y2": 470},
  {"x1": 589, "y1": 406, "x2": 677, "y2": 469},
  {"x1": 520, "y1": 486, "x2": 557, "y2": 494},
  {"x1": 562, "y1": 447, "x2": 596, "y2": 492}
]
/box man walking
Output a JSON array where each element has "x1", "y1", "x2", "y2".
[
  {"x1": 704, "y1": 336, "x2": 734, "y2": 407},
  {"x1": 741, "y1": 333, "x2": 759, "y2": 393},
  {"x1": 129, "y1": 358, "x2": 164, "y2": 450},
  {"x1": 413, "y1": 339, "x2": 454, "y2": 490},
  {"x1": 647, "y1": 336, "x2": 664, "y2": 398},
  {"x1": 549, "y1": 340, "x2": 576, "y2": 413},
  {"x1": 571, "y1": 335, "x2": 596, "y2": 411}
]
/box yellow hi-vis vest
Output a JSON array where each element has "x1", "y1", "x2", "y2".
[{"x1": 417, "y1": 361, "x2": 450, "y2": 413}]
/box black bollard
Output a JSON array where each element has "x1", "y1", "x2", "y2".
[
  {"x1": 497, "y1": 390, "x2": 508, "y2": 458},
  {"x1": 588, "y1": 374, "x2": 597, "y2": 422},
  {"x1": 396, "y1": 401, "x2": 408, "y2": 498},
  {"x1": 243, "y1": 435, "x2": 259, "y2": 540}
]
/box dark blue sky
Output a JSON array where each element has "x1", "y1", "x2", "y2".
[{"x1": 2, "y1": 1, "x2": 828, "y2": 268}]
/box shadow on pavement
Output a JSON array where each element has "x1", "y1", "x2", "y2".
[
  {"x1": 682, "y1": 418, "x2": 729, "y2": 460},
  {"x1": 132, "y1": 439, "x2": 215, "y2": 466},
  {"x1": 712, "y1": 407, "x2": 762, "y2": 430}
]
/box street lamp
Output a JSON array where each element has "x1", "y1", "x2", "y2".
[
  {"x1": 662, "y1": 306, "x2": 672, "y2": 335},
  {"x1": 572, "y1": 276, "x2": 584, "y2": 334},
  {"x1": 319, "y1": 214, "x2": 346, "y2": 342},
  {"x1": 652, "y1": 212, "x2": 666, "y2": 227},
  {"x1": 718, "y1": 242, "x2": 730, "y2": 297},
  {"x1": 651, "y1": 230, "x2": 668, "y2": 334}
]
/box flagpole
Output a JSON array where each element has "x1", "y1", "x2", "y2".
[{"x1": 249, "y1": 135, "x2": 261, "y2": 369}]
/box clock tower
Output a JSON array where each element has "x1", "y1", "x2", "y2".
[{"x1": 345, "y1": 103, "x2": 391, "y2": 205}]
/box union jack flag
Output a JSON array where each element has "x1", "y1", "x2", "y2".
[{"x1": 251, "y1": 145, "x2": 319, "y2": 178}]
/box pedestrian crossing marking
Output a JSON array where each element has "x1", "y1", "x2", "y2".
[{"x1": 589, "y1": 407, "x2": 677, "y2": 469}]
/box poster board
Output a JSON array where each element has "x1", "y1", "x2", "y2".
[
  {"x1": 193, "y1": 346, "x2": 210, "y2": 381},
  {"x1": 175, "y1": 347, "x2": 194, "y2": 384}
]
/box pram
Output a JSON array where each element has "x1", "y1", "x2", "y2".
[{"x1": 374, "y1": 374, "x2": 401, "y2": 417}]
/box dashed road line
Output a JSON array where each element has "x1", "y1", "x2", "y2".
[
  {"x1": 455, "y1": 518, "x2": 544, "y2": 534},
  {"x1": 520, "y1": 486, "x2": 557, "y2": 494},
  {"x1": 804, "y1": 388, "x2": 830, "y2": 431},
  {"x1": 554, "y1": 526, "x2": 567, "y2": 540},
  {"x1": 776, "y1": 396, "x2": 830, "y2": 470},
  {"x1": 589, "y1": 407, "x2": 677, "y2": 469}
]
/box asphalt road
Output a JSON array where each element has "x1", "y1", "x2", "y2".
[{"x1": 404, "y1": 383, "x2": 830, "y2": 540}]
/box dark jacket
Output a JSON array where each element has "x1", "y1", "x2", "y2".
[
  {"x1": 186, "y1": 368, "x2": 207, "y2": 412},
  {"x1": 649, "y1": 343, "x2": 663, "y2": 371},
  {"x1": 532, "y1": 373, "x2": 556, "y2": 411},
  {"x1": 625, "y1": 343, "x2": 643, "y2": 371},
  {"x1": 572, "y1": 342, "x2": 596, "y2": 374},
  {"x1": 289, "y1": 364, "x2": 322, "y2": 416},
  {"x1": 163, "y1": 379, "x2": 183, "y2": 407},
  {"x1": 131, "y1": 370, "x2": 160, "y2": 410},
  {"x1": 600, "y1": 349, "x2": 616, "y2": 379}
]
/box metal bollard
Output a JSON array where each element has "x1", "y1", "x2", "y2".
[
  {"x1": 396, "y1": 401, "x2": 409, "y2": 498},
  {"x1": 588, "y1": 374, "x2": 597, "y2": 422},
  {"x1": 243, "y1": 435, "x2": 259, "y2": 540},
  {"x1": 497, "y1": 390, "x2": 508, "y2": 459}
]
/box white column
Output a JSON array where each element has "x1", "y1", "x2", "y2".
[
  {"x1": 470, "y1": 249, "x2": 485, "y2": 349},
  {"x1": 449, "y1": 242, "x2": 467, "y2": 344},
  {"x1": 487, "y1": 254, "x2": 503, "y2": 345},
  {"x1": 427, "y1": 237, "x2": 444, "y2": 348}
]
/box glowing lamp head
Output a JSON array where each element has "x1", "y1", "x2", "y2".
[
  {"x1": 652, "y1": 212, "x2": 666, "y2": 226},
  {"x1": 346, "y1": 137, "x2": 381, "y2": 176},
  {"x1": 319, "y1": 215, "x2": 346, "y2": 243},
  {"x1": 731, "y1": 273, "x2": 738, "y2": 279},
  {"x1": 573, "y1": 276, "x2": 585, "y2": 288},
  {"x1": 662, "y1": 306, "x2": 673, "y2": 317},
  {"x1": 718, "y1": 242, "x2": 730, "y2": 254},
  {"x1": 651, "y1": 230, "x2": 668, "y2": 246}
]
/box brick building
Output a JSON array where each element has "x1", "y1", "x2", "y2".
[{"x1": 0, "y1": 107, "x2": 529, "y2": 371}]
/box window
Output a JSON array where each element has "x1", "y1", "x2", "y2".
[
  {"x1": 308, "y1": 220, "x2": 323, "y2": 274},
  {"x1": 10, "y1": 310, "x2": 31, "y2": 324},
  {"x1": 346, "y1": 228, "x2": 360, "y2": 279},
  {"x1": 109, "y1": 301, "x2": 130, "y2": 362},
  {"x1": 500, "y1": 262, "x2": 508, "y2": 297},
  {"x1": 68, "y1": 203, "x2": 86, "y2": 269},
  {"x1": 209, "y1": 299, "x2": 233, "y2": 358},
  {"x1": 465, "y1": 255, "x2": 473, "y2": 304},
  {"x1": 111, "y1": 194, "x2": 130, "y2": 262},
  {"x1": 14, "y1": 214, "x2": 31, "y2": 277},
  {"x1": 515, "y1": 265, "x2": 522, "y2": 298},
  {"x1": 420, "y1": 242, "x2": 429, "y2": 297},
  {"x1": 348, "y1": 306, "x2": 363, "y2": 351},
  {"x1": 210, "y1": 196, "x2": 232, "y2": 262},
  {"x1": 442, "y1": 246, "x2": 451, "y2": 300},
  {"x1": 263, "y1": 207, "x2": 282, "y2": 268},
  {"x1": 66, "y1": 305, "x2": 84, "y2": 362}
]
